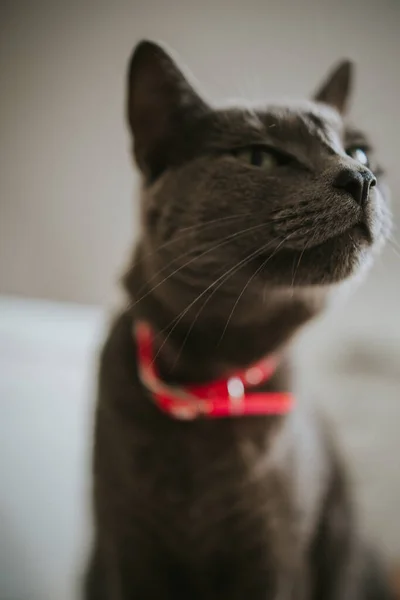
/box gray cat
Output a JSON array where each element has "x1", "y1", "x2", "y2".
[{"x1": 84, "y1": 41, "x2": 394, "y2": 599}]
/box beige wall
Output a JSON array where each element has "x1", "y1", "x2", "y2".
[{"x1": 1, "y1": 0, "x2": 399, "y2": 305}]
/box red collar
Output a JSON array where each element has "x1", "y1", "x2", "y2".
[{"x1": 135, "y1": 321, "x2": 294, "y2": 420}]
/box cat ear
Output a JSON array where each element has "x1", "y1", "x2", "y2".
[
  {"x1": 313, "y1": 60, "x2": 353, "y2": 115},
  {"x1": 127, "y1": 40, "x2": 208, "y2": 178}
]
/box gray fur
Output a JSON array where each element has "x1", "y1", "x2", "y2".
[{"x1": 85, "y1": 40, "x2": 395, "y2": 600}]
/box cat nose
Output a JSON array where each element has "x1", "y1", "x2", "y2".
[{"x1": 333, "y1": 168, "x2": 376, "y2": 207}]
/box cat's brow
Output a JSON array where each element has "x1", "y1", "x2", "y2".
[
  {"x1": 345, "y1": 127, "x2": 371, "y2": 148},
  {"x1": 297, "y1": 112, "x2": 346, "y2": 155},
  {"x1": 261, "y1": 111, "x2": 340, "y2": 155},
  {"x1": 305, "y1": 112, "x2": 326, "y2": 130}
]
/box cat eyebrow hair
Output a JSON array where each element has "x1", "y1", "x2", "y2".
[
  {"x1": 344, "y1": 127, "x2": 371, "y2": 148},
  {"x1": 305, "y1": 112, "x2": 326, "y2": 129}
]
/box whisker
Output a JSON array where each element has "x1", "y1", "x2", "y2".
[
  {"x1": 169, "y1": 239, "x2": 277, "y2": 370},
  {"x1": 127, "y1": 212, "x2": 256, "y2": 277},
  {"x1": 388, "y1": 235, "x2": 400, "y2": 256},
  {"x1": 127, "y1": 205, "x2": 287, "y2": 280},
  {"x1": 217, "y1": 233, "x2": 293, "y2": 347},
  {"x1": 290, "y1": 233, "x2": 315, "y2": 294},
  {"x1": 133, "y1": 215, "x2": 259, "y2": 299},
  {"x1": 152, "y1": 236, "x2": 283, "y2": 369},
  {"x1": 388, "y1": 231, "x2": 400, "y2": 243},
  {"x1": 177, "y1": 213, "x2": 253, "y2": 234},
  {"x1": 388, "y1": 241, "x2": 400, "y2": 260},
  {"x1": 130, "y1": 220, "x2": 273, "y2": 309}
]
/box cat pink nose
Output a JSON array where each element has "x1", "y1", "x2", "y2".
[{"x1": 334, "y1": 168, "x2": 376, "y2": 207}]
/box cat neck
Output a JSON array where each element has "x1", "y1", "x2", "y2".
[{"x1": 125, "y1": 254, "x2": 326, "y2": 387}]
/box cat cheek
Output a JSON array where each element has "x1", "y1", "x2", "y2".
[{"x1": 145, "y1": 207, "x2": 161, "y2": 230}]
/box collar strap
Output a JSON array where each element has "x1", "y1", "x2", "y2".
[{"x1": 135, "y1": 321, "x2": 294, "y2": 420}]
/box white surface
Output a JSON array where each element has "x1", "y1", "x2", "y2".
[
  {"x1": 0, "y1": 297, "x2": 106, "y2": 600},
  {"x1": 0, "y1": 277, "x2": 399, "y2": 599}
]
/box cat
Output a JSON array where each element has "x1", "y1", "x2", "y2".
[{"x1": 84, "y1": 40, "x2": 395, "y2": 600}]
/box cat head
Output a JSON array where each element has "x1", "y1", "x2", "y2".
[{"x1": 125, "y1": 41, "x2": 390, "y2": 311}]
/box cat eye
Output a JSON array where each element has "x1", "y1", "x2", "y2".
[
  {"x1": 233, "y1": 146, "x2": 291, "y2": 170},
  {"x1": 346, "y1": 146, "x2": 370, "y2": 168}
]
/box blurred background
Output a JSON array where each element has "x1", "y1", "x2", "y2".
[{"x1": 0, "y1": 1, "x2": 399, "y2": 599}]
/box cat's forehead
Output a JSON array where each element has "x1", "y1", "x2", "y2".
[
  {"x1": 263, "y1": 100, "x2": 342, "y2": 132},
  {"x1": 220, "y1": 99, "x2": 340, "y2": 131},
  {"x1": 210, "y1": 100, "x2": 343, "y2": 149}
]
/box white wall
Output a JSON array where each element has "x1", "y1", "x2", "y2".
[{"x1": 1, "y1": 0, "x2": 399, "y2": 304}]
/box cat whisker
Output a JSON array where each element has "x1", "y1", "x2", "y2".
[
  {"x1": 217, "y1": 234, "x2": 293, "y2": 347},
  {"x1": 169, "y1": 239, "x2": 280, "y2": 371},
  {"x1": 130, "y1": 221, "x2": 275, "y2": 310},
  {"x1": 290, "y1": 233, "x2": 316, "y2": 295},
  {"x1": 152, "y1": 236, "x2": 283, "y2": 370},
  {"x1": 133, "y1": 216, "x2": 262, "y2": 299},
  {"x1": 177, "y1": 212, "x2": 255, "y2": 234},
  {"x1": 126, "y1": 212, "x2": 257, "y2": 277},
  {"x1": 388, "y1": 242, "x2": 400, "y2": 260},
  {"x1": 154, "y1": 207, "x2": 286, "y2": 289},
  {"x1": 387, "y1": 235, "x2": 400, "y2": 257}
]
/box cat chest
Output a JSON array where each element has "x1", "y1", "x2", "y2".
[
  {"x1": 127, "y1": 427, "x2": 297, "y2": 556},
  {"x1": 123, "y1": 409, "x2": 327, "y2": 562}
]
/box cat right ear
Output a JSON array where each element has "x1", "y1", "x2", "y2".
[
  {"x1": 313, "y1": 60, "x2": 354, "y2": 115},
  {"x1": 127, "y1": 40, "x2": 208, "y2": 179}
]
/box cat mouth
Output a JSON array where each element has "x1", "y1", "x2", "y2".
[
  {"x1": 297, "y1": 220, "x2": 373, "y2": 257},
  {"x1": 252, "y1": 219, "x2": 373, "y2": 280},
  {"x1": 255, "y1": 220, "x2": 371, "y2": 264},
  {"x1": 300, "y1": 219, "x2": 372, "y2": 251},
  {"x1": 345, "y1": 221, "x2": 372, "y2": 244}
]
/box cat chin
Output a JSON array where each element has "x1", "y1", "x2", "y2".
[
  {"x1": 310, "y1": 247, "x2": 373, "y2": 290},
  {"x1": 302, "y1": 225, "x2": 379, "y2": 284},
  {"x1": 324, "y1": 251, "x2": 375, "y2": 307},
  {"x1": 267, "y1": 245, "x2": 375, "y2": 310}
]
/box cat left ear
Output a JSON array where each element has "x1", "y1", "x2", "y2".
[
  {"x1": 313, "y1": 60, "x2": 353, "y2": 115},
  {"x1": 127, "y1": 40, "x2": 208, "y2": 179}
]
